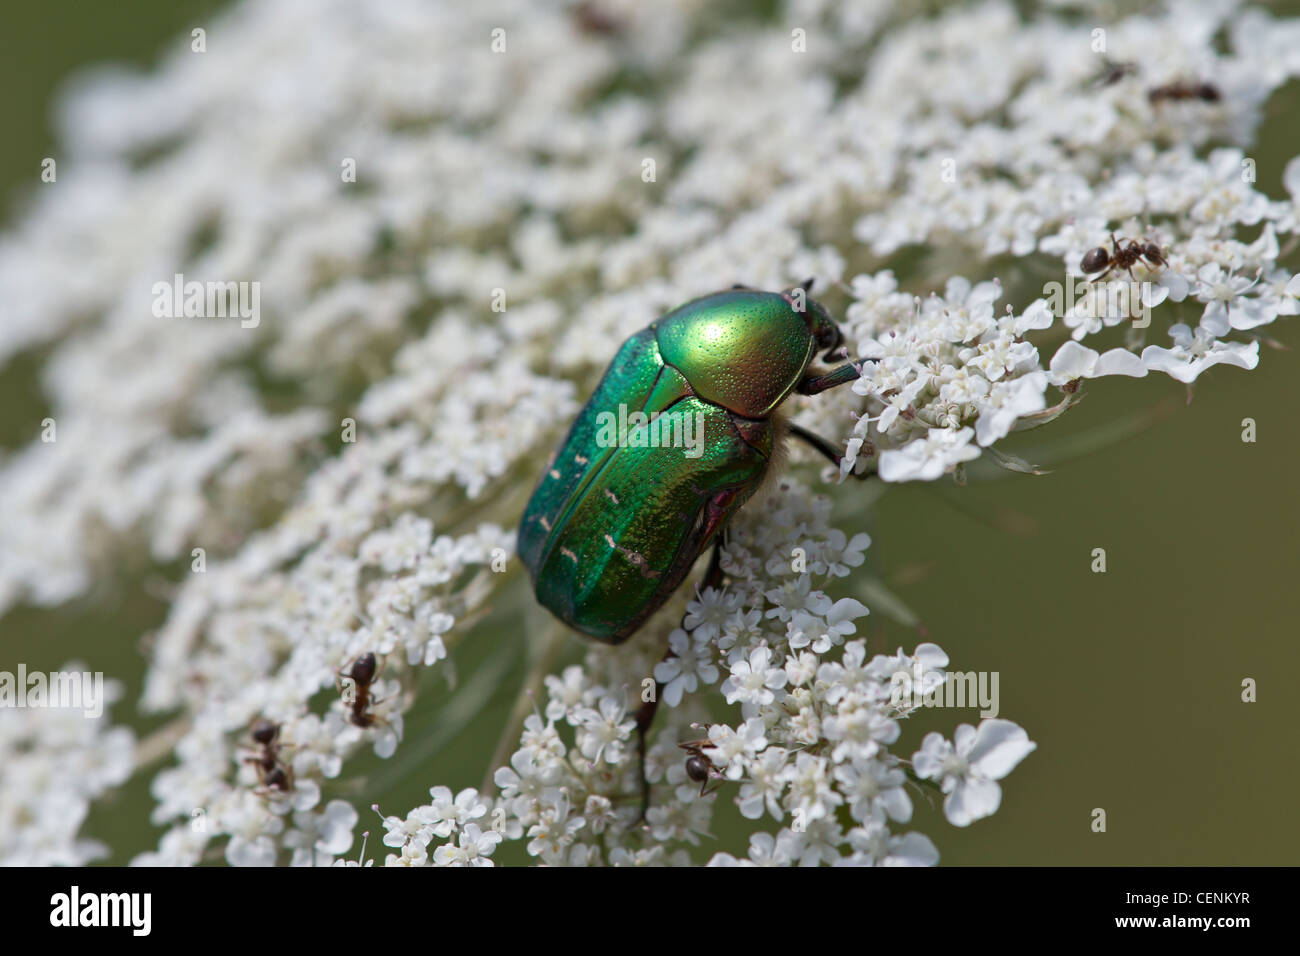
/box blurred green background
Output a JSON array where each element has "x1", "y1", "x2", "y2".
[{"x1": 2, "y1": 1, "x2": 1297, "y2": 865}]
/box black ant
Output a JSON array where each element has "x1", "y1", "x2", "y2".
[
  {"x1": 1148, "y1": 80, "x2": 1220, "y2": 104},
  {"x1": 338, "y1": 653, "x2": 380, "y2": 728},
  {"x1": 1090, "y1": 59, "x2": 1136, "y2": 88},
  {"x1": 244, "y1": 718, "x2": 293, "y2": 792},
  {"x1": 1081, "y1": 233, "x2": 1168, "y2": 282},
  {"x1": 678, "y1": 740, "x2": 726, "y2": 797},
  {"x1": 572, "y1": 1, "x2": 623, "y2": 36}
]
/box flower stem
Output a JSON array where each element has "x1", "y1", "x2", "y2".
[{"x1": 479, "y1": 620, "x2": 568, "y2": 794}]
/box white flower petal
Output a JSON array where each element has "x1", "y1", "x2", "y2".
[{"x1": 966, "y1": 719, "x2": 1037, "y2": 779}]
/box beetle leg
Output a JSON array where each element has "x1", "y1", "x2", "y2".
[
  {"x1": 788, "y1": 424, "x2": 876, "y2": 480},
  {"x1": 632, "y1": 540, "x2": 726, "y2": 826},
  {"x1": 796, "y1": 360, "x2": 862, "y2": 396}
]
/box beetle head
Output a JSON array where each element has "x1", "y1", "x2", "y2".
[{"x1": 785, "y1": 278, "x2": 845, "y2": 362}]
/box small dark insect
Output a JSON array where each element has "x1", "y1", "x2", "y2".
[
  {"x1": 338, "y1": 652, "x2": 380, "y2": 727},
  {"x1": 1091, "y1": 59, "x2": 1137, "y2": 88},
  {"x1": 251, "y1": 717, "x2": 278, "y2": 747},
  {"x1": 1080, "y1": 233, "x2": 1168, "y2": 282},
  {"x1": 244, "y1": 718, "x2": 293, "y2": 791},
  {"x1": 685, "y1": 756, "x2": 712, "y2": 787},
  {"x1": 1148, "y1": 80, "x2": 1220, "y2": 104},
  {"x1": 572, "y1": 1, "x2": 622, "y2": 36},
  {"x1": 262, "y1": 764, "x2": 290, "y2": 791},
  {"x1": 678, "y1": 740, "x2": 724, "y2": 797}
]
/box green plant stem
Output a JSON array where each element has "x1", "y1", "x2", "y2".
[{"x1": 479, "y1": 620, "x2": 568, "y2": 794}]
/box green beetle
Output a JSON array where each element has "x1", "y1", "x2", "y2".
[
  {"x1": 518, "y1": 280, "x2": 865, "y2": 643},
  {"x1": 518, "y1": 281, "x2": 867, "y2": 815}
]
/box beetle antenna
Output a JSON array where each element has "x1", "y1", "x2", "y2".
[{"x1": 799, "y1": 276, "x2": 816, "y2": 293}]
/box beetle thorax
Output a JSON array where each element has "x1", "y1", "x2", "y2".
[{"x1": 653, "y1": 290, "x2": 816, "y2": 418}]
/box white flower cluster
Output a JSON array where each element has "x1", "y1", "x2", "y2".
[
  {"x1": 793, "y1": 6, "x2": 1300, "y2": 480},
  {"x1": 373, "y1": 788, "x2": 507, "y2": 867},
  {"x1": 479, "y1": 479, "x2": 1035, "y2": 866},
  {"x1": 0, "y1": 0, "x2": 1296, "y2": 864},
  {"x1": 0, "y1": 670, "x2": 134, "y2": 865},
  {"x1": 133, "y1": 519, "x2": 510, "y2": 865}
]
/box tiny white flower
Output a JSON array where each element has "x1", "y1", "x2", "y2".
[
  {"x1": 1047, "y1": 341, "x2": 1147, "y2": 386},
  {"x1": 721, "y1": 645, "x2": 788, "y2": 710},
  {"x1": 433, "y1": 823, "x2": 501, "y2": 866},
  {"x1": 833, "y1": 756, "x2": 912, "y2": 824},
  {"x1": 654, "y1": 628, "x2": 719, "y2": 707},
  {"x1": 782, "y1": 752, "x2": 843, "y2": 823},
  {"x1": 975, "y1": 372, "x2": 1047, "y2": 447},
  {"x1": 763, "y1": 576, "x2": 832, "y2": 623},
  {"x1": 683, "y1": 587, "x2": 740, "y2": 641},
  {"x1": 737, "y1": 747, "x2": 789, "y2": 820},
  {"x1": 706, "y1": 718, "x2": 768, "y2": 780},
  {"x1": 878, "y1": 427, "x2": 981, "y2": 482},
  {"x1": 1195, "y1": 263, "x2": 1264, "y2": 334},
  {"x1": 842, "y1": 822, "x2": 939, "y2": 867},
  {"x1": 543, "y1": 665, "x2": 589, "y2": 724},
  {"x1": 913, "y1": 719, "x2": 1037, "y2": 827},
  {"x1": 575, "y1": 695, "x2": 635, "y2": 765},
  {"x1": 1141, "y1": 324, "x2": 1259, "y2": 383}
]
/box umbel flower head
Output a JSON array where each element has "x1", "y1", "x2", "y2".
[{"x1": 0, "y1": 0, "x2": 1296, "y2": 866}]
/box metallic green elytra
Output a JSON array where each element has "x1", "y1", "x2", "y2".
[{"x1": 518, "y1": 283, "x2": 860, "y2": 644}]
